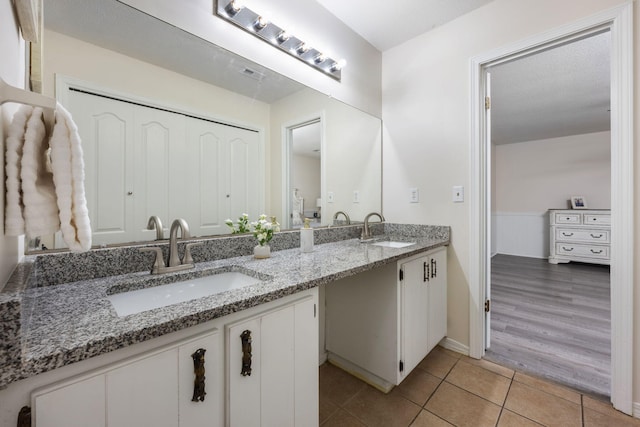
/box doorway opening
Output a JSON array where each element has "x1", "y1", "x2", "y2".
[
  {"x1": 469, "y1": 3, "x2": 633, "y2": 414},
  {"x1": 282, "y1": 118, "x2": 324, "y2": 229}
]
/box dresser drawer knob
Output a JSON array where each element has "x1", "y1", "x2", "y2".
[
  {"x1": 562, "y1": 246, "x2": 574, "y2": 251},
  {"x1": 591, "y1": 249, "x2": 603, "y2": 254},
  {"x1": 562, "y1": 232, "x2": 574, "y2": 237},
  {"x1": 590, "y1": 234, "x2": 603, "y2": 239}
]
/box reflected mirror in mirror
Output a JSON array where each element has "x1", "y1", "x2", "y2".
[{"x1": 33, "y1": 0, "x2": 381, "y2": 251}]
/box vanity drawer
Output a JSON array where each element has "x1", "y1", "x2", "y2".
[
  {"x1": 555, "y1": 228, "x2": 610, "y2": 244},
  {"x1": 555, "y1": 213, "x2": 581, "y2": 224},
  {"x1": 555, "y1": 243, "x2": 609, "y2": 260},
  {"x1": 583, "y1": 214, "x2": 611, "y2": 225}
]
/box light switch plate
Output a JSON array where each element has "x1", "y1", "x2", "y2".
[
  {"x1": 452, "y1": 186, "x2": 464, "y2": 203},
  {"x1": 327, "y1": 192, "x2": 334, "y2": 203},
  {"x1": 353, "y1": 191, "x2": 360, "y2": 203},
  {"x1": 409, "y1": 188, "x2": 419, "y2": 203}
]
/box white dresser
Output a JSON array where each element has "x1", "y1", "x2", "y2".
[{"x1": 548, "y1": 209, "x2": 611, "y2": 265}]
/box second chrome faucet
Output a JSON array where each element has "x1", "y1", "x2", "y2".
[{"x1": 141, "y1": 218, "x2": 200, "y2": 274}]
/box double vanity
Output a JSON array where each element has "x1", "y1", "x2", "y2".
[{"x1": 0, "y1": 223, "x2": 449, "y2": 426}]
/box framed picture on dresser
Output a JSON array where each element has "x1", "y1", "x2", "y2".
[{"x1": 570, "y1": 196, "x2": 587, "y2": 209}]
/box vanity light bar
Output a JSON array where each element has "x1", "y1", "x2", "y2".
[{"x1": 216, "y1": 0, "x2": 344, "y2": 81}]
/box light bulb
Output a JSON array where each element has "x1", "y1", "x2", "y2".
[
  {"x1": 331, "y1": 59, "x2": 347, "y2": 72},
  {"x1": 314, "y1": 53, "x2": 326, "y2": 64},
  {"x1": 225, "y1": 0, "x2": 244, "y2": 16},
  {"x1": 253, "y1": 15, "x2": 268, "y2": 31},
  {"x1": 296, "y1": 43, "x2": 309, "y2": 55},
  {"x1": 277, "y1": 30, "x2": 290, "y2": 43}
]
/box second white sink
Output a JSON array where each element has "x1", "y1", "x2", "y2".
[
  {"x1": 108, "y1": 271, "x2": 262, "y2": 317},
  {"x1": 371, "y1": 241, "x2": 416, "y2": 248}
]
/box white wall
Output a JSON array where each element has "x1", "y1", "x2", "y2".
[
  {"x1": 119, "y1": 0, "x2": 382, "y2": 117},
  {"x1": 381, "y1": 0, "x2": 636, "y2": 378},
  {"x1": 493, "y1": 131, "x2": 611, "y2": 258},
  {"x1": 0, "y1": 0, "x2": 26, "y2": 285}
]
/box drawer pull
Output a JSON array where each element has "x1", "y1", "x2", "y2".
[
  {"x1": 191, "y1": 348, "x2": 207, "y2": 402},
  {"x1": 431, "y1": 258, "x2": 437, "y2": 278},
  {"x1": 590, "y1": 234, "x2": 603, "y2": 239},
  {"x1": 590, "y1": 249, "x2": 603, "y2": 254},
  {"x1": 240, "y1": 330, "x2": 252, "y2": 376},
  {"x1": 423, "y1": 261, "x2": 428, "y2": 282},
  {"x1": 562, "y1": 246, "x2": 574, "y2": 252},
  {"x1": 562, "y1": 232, "x2": 574, "y2": 237}
]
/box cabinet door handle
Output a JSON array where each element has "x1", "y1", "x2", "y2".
[
  {"x1": 431, "y1": 259, "x2": 437, "y2": 278},
  {"x1": 590, "y1": 249, "x2": 603, "y2": 254},
  {"x1": 191, "y1": 348, "x2": 207, "y2": 402},
  {"x1": 240, "y1": 330, "x2": 252, "y2": 376},
  {"x1": 562, "y1": 246, "x2": 574, "y2": 252},
  {"x1": 423, "y1": 262, "x2": 427, "y2": 282},
  {"x1": 590, "y1": 234, "x2": 603, "y2": 239},
  {"x1": 562, "y1": 232, "x2": 574, "y2": 237}
]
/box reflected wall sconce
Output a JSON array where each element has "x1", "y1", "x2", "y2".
[{"x1": 216, "y1": 0, "x2": 345, "y2": 81}]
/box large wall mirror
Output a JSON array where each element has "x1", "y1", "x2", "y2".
[{"x1": 34, "y1": 0, "x2": 382, "y2": 251}]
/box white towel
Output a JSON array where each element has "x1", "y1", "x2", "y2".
[
  {"x1": 20, "y1": 107, "x2": 60, "y2": 239},
  {"x1": 49, "y1": 102, "x2": 92, "y2": 252},
  {"x1": 4, "y1": 105, "x2": 32, "y2": 236}
]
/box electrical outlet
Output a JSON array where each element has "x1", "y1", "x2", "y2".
[
  {"x1": 327, "y1": 192, "x2": 334, "y2": 203},
  {"x1": 409, "y1": 188, "x2": 419, "y2": 203},
  {"x1": 353, "y1": 190, "x2": 360, "y2": 203},
  {"x1": 453, "y1": 186, "x2": 464, "y2": 203}
]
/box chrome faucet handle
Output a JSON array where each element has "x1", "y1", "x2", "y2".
[
  {"x1": 183, "y1": 242, "x2": 203, "y2": 265},
  {"x1": 139, "y1": 247, "x2": 166, "y2": 274}
]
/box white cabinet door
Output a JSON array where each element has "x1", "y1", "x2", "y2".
[
  {"x1": 106, "y1": 348, "x2": 179, "y2": 427},
  {"x1": 227, "y1": 295, "x2": 318, "y2": 427},
  {"x1": 427, "y1": 248, "x2": 447, "y2": 351},
  {"x1": 178, "y1": 331, "x2": 224, "y2": 427},
  {"x1": 33, "y1": 375, "x2": 106, "y2": 427},
  {"x1": 400, "y1": 255, "x2": 430, "y2": 377}
]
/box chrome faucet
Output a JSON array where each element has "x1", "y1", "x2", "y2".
[
  {"x1": 333, "y1": 211, "x2": 351, "y2": 225},
  {"x1": 147, "y1": 215, "x2": 164, "y2": 240},
  {"x1": 140, "y1": 218, "x2": 199, "y2": 274},
  {"x1": 168, "y1": 218, "x2": 190, "y2": 267},
  {"x1": 361, "y1": 212, "x2": 385, "y2": 240}
]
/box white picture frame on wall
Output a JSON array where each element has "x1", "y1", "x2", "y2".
[{"x1": 570, "y1": 196, "x2": 588, "y2": 209}]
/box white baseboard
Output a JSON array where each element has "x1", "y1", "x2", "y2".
[
  {"x1": 440, "y1": 337, "x2": 469, "y2": 357},
  {"x1": 319, "y1": 351, "x2": 328, "y2": 365},
  {"x1": 633, "y1": 402, "x2": 640, "y2": 419}
]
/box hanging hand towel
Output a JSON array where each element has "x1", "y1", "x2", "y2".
[
  {"x1": 4, "y1": 105, "x2": 33, "y2": 236},
  {"x1": 49, "y1": 102, "x2": 92, "y2": 252},
  {"x1": 21, "y1": 107, "x2": 60, "y2": 239}
]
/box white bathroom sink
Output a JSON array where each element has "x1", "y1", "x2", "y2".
[
  {"x1": 370, "y1": 241, "x2": 416, "y2": 248},
  {"x1": 108, "y1": 271, "x2": 262, "y2": 317}
]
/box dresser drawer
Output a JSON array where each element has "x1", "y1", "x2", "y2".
[
  {"x1": 555, "y1": 228, "x2": 610, "y2": 244},
  {"x1": 555, "y1": 213, "x2": 581, "y2": 224},
  {"x1": 555, "y1": 243, "x2": 609, "y2": 260},
  {"x1": 583, "y1": 214, "x2": 611, "y2": 225}
]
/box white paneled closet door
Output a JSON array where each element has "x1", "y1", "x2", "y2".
[
  {"x1": 227, "y1": 128, "x2": 262, "y2": 223},
  {"x1": 67, "y1": 91, "x2": 135, "y2": 246}
]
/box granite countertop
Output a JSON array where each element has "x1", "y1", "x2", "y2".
[{"x1": 2, "y1": 227, "x2": 449, "y2": 388}]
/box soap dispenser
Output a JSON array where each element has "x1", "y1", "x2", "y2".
[{"x1": 300, "y1": 218, "x2": 314, "y2": 253}]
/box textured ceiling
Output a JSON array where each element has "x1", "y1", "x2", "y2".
[
  {"x1": 489, "y1": 31, "x2": 611, "y2": 145},
  {"x1": 316, "y1": 0, "x2": 493, "y2": 51}
]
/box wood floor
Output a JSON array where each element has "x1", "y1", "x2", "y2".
[{"x1": 485, "y1": 254, "x2": 611, "y2": 398}]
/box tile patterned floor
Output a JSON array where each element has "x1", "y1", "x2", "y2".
[{"x1": 319, "y1": 346, "x2": 640, "y2": 427}]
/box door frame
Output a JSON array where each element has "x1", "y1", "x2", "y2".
[
  {"x1": 281, "y1": 114, "x2": 325, "y2": 229},
  {"x1": 468, "y1": 3, "x2": 633, "y2": 414}
]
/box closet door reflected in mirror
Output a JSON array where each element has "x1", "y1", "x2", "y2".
[{"x1": 57, "y1": 90, "x2": 263, "y2": 248}]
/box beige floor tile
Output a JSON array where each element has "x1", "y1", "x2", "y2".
[
  {"x1": 505, "y1": 381, "x2": 582, "y2": 427},
  {"x1": 513, "y1": 372, "x2": 581, "y2": 404},
  {"x1": 497, "y1": 409, "x2": 544, "y2": 426},
  {"x1": 425, "y1": 381, "x2": 501, "y2": 427},
  {"x1": 343, "y1": 385, "x2": 422, "y2": 427},
  {"x1": 464, "y1": 356, "x2": 515, "y2": 379},
  {"x1": 320, "y1": 393, "x2": 340, "y2": 424},
  {"x1": 322, "y1": 409, "x2": 366, "y2": 427},
  {"x1": 583, "y1": 397, "x2": 640, "y2": 426},
  {"x1": 583, "y1": 407, "x2": 640, "y2": 427},
  {"x1": 417, "y1": 347, "x2": 458, "y2": 379},
  {"x1": 445, "y1": 360, "x2": 511, "y2": 405},
  {"x1": 410, "y1": 410, "x2": 454, "y2": 426},
  {"x1": 392, "y1": 367, "x2": 442, "y2": 406},
  {"x1": 320, "y1": 363, "x2": 367, "y2": 407}
]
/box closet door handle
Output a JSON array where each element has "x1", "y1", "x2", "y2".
[
  {"x1": 191, "y1": 348, "x2": 207, "y2": 402},
  {"x1": 240, "y1": 330, "x2": 252, "y2": 376}
]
